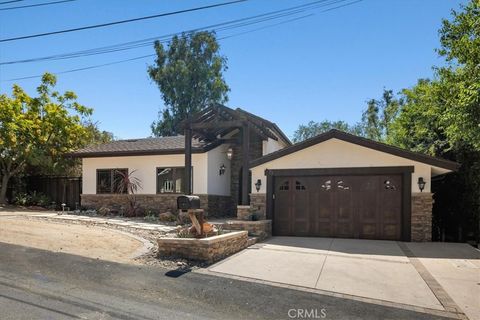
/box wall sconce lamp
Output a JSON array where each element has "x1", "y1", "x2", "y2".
[
  {"x1": 255, "y1": 179, "x2": 262, "y2": 192},
  {"x1": 226, "y1": 147, "x2": 233, "y2": 160},
  {"x1": 417, "y1": 177, "x2": 426, "y2": 192},
  {"x1": 219, "y1": 164, "x2": 226, "y2": 176}
]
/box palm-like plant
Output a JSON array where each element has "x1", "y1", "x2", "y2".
[{"x1": 115, "y1": 169, "x2": 143, "y2": 217}]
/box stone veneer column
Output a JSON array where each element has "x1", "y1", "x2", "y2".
[
  {"x1": 411, "y1": 193, "x2": 434, "y2": 242},
  {"x1": 249, "y1": 193, "x2": 266, "y2": 220},
  {"x1": 236, "y1": 205, "x2": 251, "y2": 220}
]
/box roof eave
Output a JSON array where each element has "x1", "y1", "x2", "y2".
[
  {"x1": 249, "y1": 130, "x2": 460, "y2": 171},
  {"x1": 67, "y1": 140, "x2": 223, "y2": 159}
]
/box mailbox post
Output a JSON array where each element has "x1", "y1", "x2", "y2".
[{"x1": 177, "y1": 195, "x2": 204, "y2": 237}]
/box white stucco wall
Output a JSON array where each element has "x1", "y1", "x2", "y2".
[
  {"x1": 206, "y1": 144, "x2": 231, "y2": 196},
  {"x1": 262, "y1": 138, "x2": 287, "y2": 156},
  {"x1": 82, "y1": 145, "x2": 231, "y2": 196},
  {"x1": 82, "y1": 153, "x2": 209, "y2": 195},
  {"x1": 251, "y1": 138, "x2": 439, "y2": 193}
]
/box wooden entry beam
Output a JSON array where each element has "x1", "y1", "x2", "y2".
[
  {"x1": 241, "y1": 124, "x2": 250, "y2": 205},
  {"x1": 184, "y1": 127, "x2": 192, "y2": 195}
]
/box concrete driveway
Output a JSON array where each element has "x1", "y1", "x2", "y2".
[{"x1": 207, "y1": 237, "x2": 480, "y2": 320}]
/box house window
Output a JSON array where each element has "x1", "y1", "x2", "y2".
[
  {"x1": 279, "y1": 181, "x2": 289, "y2": 191},
  {"x1": 156, "y1": 167, "x2": 191, "y2": 194},
  {"x1": 96, "y1": 169, "x2": 128, "y2": 194},
  {"x1": 295, "y1": 180, "x2": 306, "y2": 190}
]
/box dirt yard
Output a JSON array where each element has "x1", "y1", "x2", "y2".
[{"x1": 0, "y1": 216, "x2": 150, "y2": 264}]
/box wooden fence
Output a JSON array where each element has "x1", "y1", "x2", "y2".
[{"x1": 26, "y1": 176, "x2": 82, "y2": 209}]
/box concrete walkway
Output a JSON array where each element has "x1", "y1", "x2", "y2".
[
  {"x1": 207, "y1": 237, "x2": 479, "y2": 319},
  {"x1": 1, "y1": 210, "x2": 178, "y2": 233}
]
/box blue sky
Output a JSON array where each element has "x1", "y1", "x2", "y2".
[{"x1": 0, "y1": 0, "x2": 465, "y2": 139}]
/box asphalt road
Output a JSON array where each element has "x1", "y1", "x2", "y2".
[{"x1": 0, "y1": 242, "x2": 452, "y2": 320}]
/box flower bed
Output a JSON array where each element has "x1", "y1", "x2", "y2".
[{"x1": 157, "y1": 231, "x2": 248, "y2": 263}]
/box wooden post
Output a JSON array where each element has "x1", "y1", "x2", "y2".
[
  {"x1": 184, "y1": 127, "x2": 192, "y2": 195},
  {"x1": 241, "y1": 124, "x2": 250, "y2": 205}
]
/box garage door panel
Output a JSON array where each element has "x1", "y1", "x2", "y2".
[
  {"x1": 383, "y1": 224, "x2": 399, "y2": 240},
  {"x1": 273, "y1": 173, "x2": 403, "y2": 240},
  {"x1": 312, "y1": 176, "x2": 335, "y2": 236},
  {"x1": 273, "y1": 178, "x2": 292, "y2": 235}
]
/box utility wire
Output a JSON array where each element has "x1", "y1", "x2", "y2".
[
  {"x1": 0, "y1": 0, "x2": 76, "y2": 11},
  {"x1": 3, "y1": 0, "x2": 363, "y2": 81},
  {"x1": 0, "y1": 0, "x2": 247, "y2": 42},
  {"x1": 5, "y1": 14, "x2": 315, "y2": 81},
  {"x1": 0, "y1": 0, "x2": 23, "y2": 5},
  {"x1": 1, "y1": 0, "x2": 347, "y2": 65}
]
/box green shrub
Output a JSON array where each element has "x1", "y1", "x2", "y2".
[
  {"x1": 29, "y1": 191, "x2": 50, "y2": 207},
  {"x1": 14, "y1": 193, "x2": 31, "y2": 206},
  {"x1": 144, "y1": 212, "x2": 158, "y2": 222}
]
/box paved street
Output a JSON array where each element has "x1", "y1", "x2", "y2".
[{"x1": 0, "y1": 241, "x2": 456, "y2": 320}]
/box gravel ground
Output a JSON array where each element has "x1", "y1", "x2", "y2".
[{"x1": 21, "y1": 214, "x2": 210, "y2": 270}]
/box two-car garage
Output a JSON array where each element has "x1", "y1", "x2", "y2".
[
  {"x1": 269, "y1": 168, "x2": 409, "y2": 241},
  {"x1": 249, "y1": 130, "x2": 458, "y2": 242}
]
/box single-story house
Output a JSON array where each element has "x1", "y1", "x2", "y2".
[{"x1": 71, "y1": 104, "x2": 459, "y2": 242}]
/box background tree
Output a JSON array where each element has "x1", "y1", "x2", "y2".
[
  {"x1": 361, "y1": 89, "x2": 402, "y2": 142},
  {"x1": 148, "y1": 31, "x2": 229, "y2": 136},
  {"x1": 25, "y1": 120, "x2": 114, "y2": 177},
  {"x1": 0, "y1": 73, "x2": 103, "y2": 204},
  {"x1": 292, "y1": 89, "x2": 401, "y2": 143},
  {"x1": 388, "y1": 0, "x2": 479, "y2": 242},
  {"x1": 292, "y1": 120, "x2": 363, "y2": 143}
]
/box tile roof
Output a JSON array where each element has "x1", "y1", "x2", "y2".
[{"x1": 70, "y1": 136, "x2": 208, "y2": 157}]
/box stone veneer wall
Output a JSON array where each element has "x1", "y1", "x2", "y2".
[
  {"x1": 250, "y1": 193, "x2": 266, "y2": 220},
  {"x1": 81, "y1": 194, "x2": 234, "y2": 217},
  {"x1": 411, "y1": 193, "x2": 434, "y2": 242},
  {"x1": 222, "y1": 220, "x2": 272, "y2": 240},
  {"x1": 157, "y1": 231, "x2": 248, "y2": 263},
  {"x1": 236, "y1": 205, "x2": 251, "y2": 220},
  {"x1": 230, "y1": 130, "x2": 264, "y2": 209}
]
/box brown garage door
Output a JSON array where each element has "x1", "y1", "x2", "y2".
[{"x1": 273, "y1": 174, "x2": 402, "y2": 240}]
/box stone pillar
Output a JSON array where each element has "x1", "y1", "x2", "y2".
[
  {"x1": 250, "y1": 193, "x2": 266, "y2": 220},
  {"x1": 411, "y1": 193, "x2": 434, "y2": 242},
  {"x1": 237, "y1": 205, "x2": 251, "y2": 220}
]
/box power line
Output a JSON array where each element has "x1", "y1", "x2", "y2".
[
  {"x1": 0, "y1": 0, "x2": 247, "y2": 43},
  {"x1": 0, "y1": 0, "x2": 23, "y2": 5},
  {"x1": 5, "y1": 14, "x2": 315, "y2": 81},
  {"x1": 3, "y1": 0, "x2": 363, "y2": 81},
  {"x1": 0, "y1": 0, "x2": 76, "y2": 11},
  {"x1": 1, "y1": 0, "x2": 346, "y2": 65}
]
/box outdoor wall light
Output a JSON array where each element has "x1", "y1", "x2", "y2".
[
  {"x1": 255, "y1": 179, "x2": 262, "y2": 192},
  {"x1": 417, "y1": 177, "x2": 426, "y2": 192},
  {"x1": 226, "y1": 147, "x2": 233, "y2": 160},
  {"x1": 219, "y1": 164, "x2": 226, "y2": 176}
]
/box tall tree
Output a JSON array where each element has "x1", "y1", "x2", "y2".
[
  {"x1": 0, "y1": 73, "x2": 93, "y2": 203},
  {"x1": 361, "y1": 89, "x2": 402, "y2": 142},
  {"x1": 434, "y1": 0, "x2": 480, "y2": 150},
  {"x1": 292, "y1": 120, "x2": 363, "y2": 143},
  {"x1": 389, "y1": 0, "x2": 480, "y2": 242},
  {"x1": 148, "y1": 31, "x2": 229, "y2": 136}
]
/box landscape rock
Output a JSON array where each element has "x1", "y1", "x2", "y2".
[{"x1": 159, "y1": 212, "x2": 176, "y2": 222}]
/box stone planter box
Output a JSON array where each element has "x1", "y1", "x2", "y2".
[
  {"x1": 157, "y1": 231, "x2": 248, "y2": 263},
  {"x1": 221, "y1": 220, "x2": 272, "y2": 240}
]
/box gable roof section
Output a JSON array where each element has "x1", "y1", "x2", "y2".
[
  {"x1": 181, "y1": 104, "x2": 292, "y2": 146},
  {"x1": 235, "y1": 107, "x2": 292, "y2": 145},
  {"x1": 69, "y1": 136, "x2": 220, "y2": 158},
  {"x1": 249, "y1": 129, "x2": 460, "y2": 171}
]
